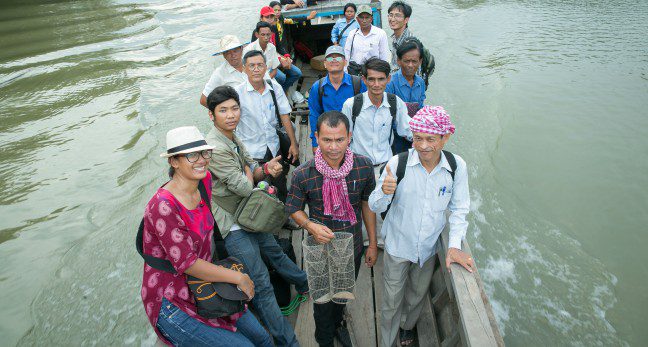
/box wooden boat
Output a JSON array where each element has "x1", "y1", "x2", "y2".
[{"x1": 280, "y1": 2, "x2": 505, "y2": 346}]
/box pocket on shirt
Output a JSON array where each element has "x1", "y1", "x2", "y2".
[{"x1": 432, "y1": 188, "x2": 452, "y2": 212}]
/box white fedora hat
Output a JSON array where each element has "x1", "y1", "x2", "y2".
[
  {"x1": 211, "y1": 35, "x2": 250, "y2": 56},
  {"x1": 160, "y1": 126, "x2": 215, "y2": 158}
]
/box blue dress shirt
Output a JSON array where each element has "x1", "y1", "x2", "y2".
[
  {"x1": 385, "y1": 70, "x2": 426, "y2": 108},
  {"x1": 331, "y1": 18, "x2": 360, "y2": 48},
  {"x1": 308, "y1": 73, "x2": 367, "y2": 147}
]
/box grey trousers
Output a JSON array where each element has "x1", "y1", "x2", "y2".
[
  {"x1": 380, "y1": 251, "x2": 436, "y2": 347},
  {"x1": 362, "y1": 166, "x2": 384, "y2": 246}
]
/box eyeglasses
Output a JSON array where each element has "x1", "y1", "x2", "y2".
[
  {"x1": 387, "y1": 13, "x2": 404, "y2": 19},
  {"x1": 181, "y1": 150, "x2": 212, "y2": 163},
  {"x1": 247, "y1": 63, "x2": 266, "y2": 71},
  {"x1": 325, "y1": 56, "x2": 344, "y2": 62}
]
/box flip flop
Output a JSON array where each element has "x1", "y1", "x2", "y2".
[{"x1": 399, "y1": 328, "x2": 416, "y2": 346}]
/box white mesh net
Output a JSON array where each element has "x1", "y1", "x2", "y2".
[{"x1": 303, "y1": 231, "x2": 356, "y2": 304}]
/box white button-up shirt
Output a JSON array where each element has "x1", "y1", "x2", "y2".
[
  {"x1": 341, "y1": 92, "x2": 412, "y2": 165},
  {"x1": 369, "y1": 149, "x2": 470, "y2": 266},
  {"x1": 235, "y1": 79, "x2": 291, "y2": 159},
  {"x1": 344, "y1": 26, "x2": 390, "y2": 64},
  {"x1": 243, "y1": 40, "x2": 281, "y2": 71}
]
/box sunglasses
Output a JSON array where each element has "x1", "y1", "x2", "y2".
[{"x1": 325, "y1": 56, "x2": 344, "y2": 62}]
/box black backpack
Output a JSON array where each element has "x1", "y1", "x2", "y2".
[
  {"x1": 317, "y1": 75, "x2": 362, "y2": 112},
  {"x1": 379, "y1": 150, "x2": 457, "y2": 219},
  {"x1": 351, "y1": 93, "x2": 398, "y2": 143}
]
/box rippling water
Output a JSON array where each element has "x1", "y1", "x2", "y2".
[{"x1": 1, "y1": 0, "x2": 646, "y2": 345}]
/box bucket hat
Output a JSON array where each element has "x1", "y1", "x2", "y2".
[
  {"x1": 160, "y1": 126, "x2": 215, "y2": 158},
  {"x1": 212, "y1": 35, "x2": 249, "y2": 56}
]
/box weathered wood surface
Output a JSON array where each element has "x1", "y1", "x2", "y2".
[{"x1": 347, "y1": 255, "x2": 377, "y2": 347}]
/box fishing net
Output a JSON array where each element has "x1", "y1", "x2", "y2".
[{"x1": 302, "y1": 231, "x2": 356, "y2": 304}]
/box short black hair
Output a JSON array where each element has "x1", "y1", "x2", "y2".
[
  {"x1": 317, "y1": 111, "x2": 350, "y2": 133},
  {"x1": 388, "y1": 1, "x2": 412, "y2": 18},
  {"x1": 396, "y1": 37, "x2": 423, "y2": 60},
  {"x1": 343, "y1": 3, "x2": 357, "y2": 13},
  {"x1": 255, "y1": 21, "x2": 272, "y2": 34},
  {"x1": 269, "y1": 1, "x2": 281, "y2": 7},
  {"x1": 207, "y1": 85, "x2": 240, "y2": 113},
  {"x1": 361, "y1": 57, "x2": 391, "y2": 78},
  {"x1": 243, "y1": 50, "x2": 266, "y2": 65}
]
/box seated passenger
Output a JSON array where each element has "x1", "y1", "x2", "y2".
[
  {"x1": 139, "y1": 126, "x2": 272, "y2": 347},
  {"x1": 205, "y1": 86, "x2": 308, "y2": 347},
  {"x1": 331, "y1": 3, "x2": 359, "y2": 48},
  {"x1": 200, "y1": 35, "x2": 250, "y2": 108}
]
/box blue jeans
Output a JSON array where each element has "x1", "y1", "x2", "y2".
[
  {"x1": 275, "y1": 64, "x2": 302, "y2": 92},
  {"x1": 225, "y1": 229, "x2": 308, "y2": 347},
  {"x1": 156, "y1": 297, "x2": 273, "y2": 347}
]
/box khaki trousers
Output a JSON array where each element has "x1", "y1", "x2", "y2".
[{"x1": 380, "y1": 251, "x2": 436, "y2": 347}]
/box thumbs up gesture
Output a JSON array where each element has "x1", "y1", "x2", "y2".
[
  {"x1": 382, "y1": 164, "x2": 397, "y2": 195},
  {"x1": 266, "y1": 155, "x2": 284, "y2": 178}
]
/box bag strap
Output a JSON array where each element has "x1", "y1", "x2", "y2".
[
  {"x1": 442, "y1": 150, "x2": 457, "y2": 181},
  {"x1": 350, "y1": 93, "x2": 364, "y2": 133},
  {"x1": 386, "y1": 93, "x2": 397, "y2": 144},
  {"x1": 265, "y1": 79, "x2": 283, "y2": 126},
  {"x1": 317, "y1": 77, "x2": 326, "y2": 113},
  {"x1": 337, "y1": 19, "x2": 356, "y2": 42},
  {"x1": 351, "y1": 75, "x2": 361, "y2": 95},
  {"x1": 349, "y1": 30, "x2": 358, "y2": 57}
]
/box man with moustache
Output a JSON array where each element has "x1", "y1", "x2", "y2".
[
  {"x1": 286, "y1": 111, "x2": 378, "y2": 347},
  {"x1": 307, "y1": 45, "x2": 366, "y2": 153},
  {"x1": 369, "y1": 106, "x2": 474, "y2": 347},
  {"x1": 205, "y1": 85, "x2": 307, "y2": 347}
]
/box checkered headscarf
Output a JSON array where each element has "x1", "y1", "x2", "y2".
[{"x1": 409, "y1": 106, "x2": 455, "y2": 135}]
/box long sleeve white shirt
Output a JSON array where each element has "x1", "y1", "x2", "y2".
[
  {"x1": 235, "y1": 79, "x2": 291, "y2": 159},
  {"x1": 343, "y1": 25, "x2": 390, "y2": 64},
  {"x1": 341, "y1": 92, "x2": 412, "y2": 165},
  {"x1": 369, "y1": 149, "x2": 470, "y2": 266}
]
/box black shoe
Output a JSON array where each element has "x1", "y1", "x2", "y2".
[
  {"x1": 399, "y1": 328, "x2": 416, "y2": 346},
  {"x1": 335, "y1": 325, "x2": 352, "y2": 347}
]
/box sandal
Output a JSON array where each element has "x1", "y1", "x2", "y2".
[{"x1": 399, "y1": 328, "x2": 416, "y2": 346}]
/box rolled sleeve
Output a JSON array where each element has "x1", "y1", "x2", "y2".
[
  {"x1": 202, "y1": 69, "x2": 221, "y2": 97},
  {"x1": 448, "y1": 156, "x2": 470, "y2": 250}
]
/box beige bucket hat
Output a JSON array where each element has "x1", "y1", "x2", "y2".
[
  {"x1": 160, "y1": 126, "x2": 215, "y2": 158},
  {"x1": 211, "y1": 35, "x2": 250, "y2": 56}
]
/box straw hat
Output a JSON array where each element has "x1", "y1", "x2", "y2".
[
  {"x1": 211, "y1": 35, "x2": 250, "y2": 56},
  {"x1": 160, "y1": 126, "x2": 215, "y2": 158}
]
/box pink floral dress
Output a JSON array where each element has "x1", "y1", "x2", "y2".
[{"x1": 140, "y1": 172, "x2": 244, "y2": 344}]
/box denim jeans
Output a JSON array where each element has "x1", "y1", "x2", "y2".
[
  {"x1": 275, "y1": 64, "x2": 302, "y2": 92},
  {"x1": 156, "y1": 297, "x2": 273, "y2": 347},
  {"x1": 225, "y1": 229, "x2": 308, "y2": 347}
]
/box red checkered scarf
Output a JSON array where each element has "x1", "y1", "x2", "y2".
[
  {"x1": 409, "y1": 105, "x2": 456, "y2": 135},
  {"x1": 314, "y1": 148, "x2": 357, "y2": 225}
]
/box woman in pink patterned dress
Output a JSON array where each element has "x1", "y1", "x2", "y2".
[{"x1": 140, "y1": 126, "x2": 272, "y2": 347}]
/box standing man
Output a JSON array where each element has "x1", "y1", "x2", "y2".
[
  {"x1": 386, "y1": 38, "x2": 426, "y2": 153},
  {"x1": 199, "y1": 35, "x2": 250, "y2": 108},
  {"x1": 235, "y1": 50, "x2": 299, "y2": 203},
  {"x1": 341, "y1": 57, "x2": 412, "y2": 246},
  {"x1": 244, "y1": 22, "x2": 281, "y2": 81},
  {"x1": 287, "y1": 111, "x2": 378, "y2": 347},
  {"x1": 369, "y1": 106, "x2": 474, "y2": 347},
  {"x1": 387, "y1": 1, "x2": 415, "y2": 71},
  {"x1": 307, "y1": 45, "x2": 366, "y2": 152},
  {"x1": 344, "y1": 4, "x2": 390, "y2": 75},
  {"x1": 205, "y1": 85, "x2": 308, "y2": 347}
]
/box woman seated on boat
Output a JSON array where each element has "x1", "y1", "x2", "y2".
[
  {"x1": 331, "y1": 3, "x2": 359, "y2": 48},
  {"x1": 139, "y1": 126, "x2": 272, "y2": 347}
]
